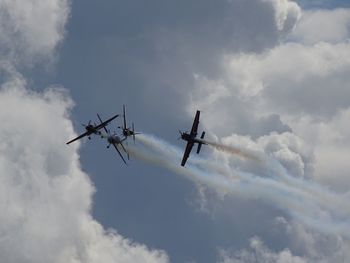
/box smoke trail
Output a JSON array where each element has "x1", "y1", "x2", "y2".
[
  {"x1": 128, "y1": 134, "x2": 350, "y2": 238},
  {"x1": 206, "y1": 141, "x2": 260, "y2": 161},
  {"x1": 204, "y1": 138, "x2": 350, "y2": 219}
]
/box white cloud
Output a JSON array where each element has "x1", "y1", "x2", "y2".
[
  {"x1": 292, "y1": 8, "x2": 350, "y2": 44},
  {"x1": 264, "y1": 0, "x2": 301, "y2": 33},
  {"x1": 189, "y1": 6, "x2": 350, "y2": 193},
  {"x1": 218, "y1": 230, "x2": 350, "y2": 263},
  {"x1": 182, "y1": 4, "x2": 350, "y2": 260},
  {"x1": 290, "y1": 108, "x2": 350, "y2": 190},
  {"x1": 0, "y1": 83, "x2": 169, "y2": 263},
  {"x1": 0, "y1": 0, "x2": 70, "y2": 64},
  {"x1": 218, "y1": 236, "x2": 306, "y2": 263},
  {"x1": 218, "y1": 216, "x2": 350, "y2": 263},
  {"x1": 0, "y1": 1, "x2": 170, "y2": 262},
  {"x1": 224, "y1": 42, "x2": 350, "y2": 116},
  {"x1": 219, "y1": 132, "x2": 314, "y2": 179}
]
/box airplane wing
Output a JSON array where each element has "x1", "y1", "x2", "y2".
[
  {"x1": 95, "y1": 114, "x2": 119, "y2": 131},
  {"x1": 119, "y1": 141, "x2": 130, "y2": 160},
  {"x1": 181, "y1": 141, "x2": 194, "y2": 166},
  {"x1": 95, "y1": 113, "x2": 110, "y2": 133},
  {"x1": 66, "y1": 131, "x2": 90, "y2": 145},
  {"x1": 190, "y1": 110, "x2": 200, "y2": 137},
  {"x1": 112, "y1": 143, "x2": 127, "y2": 165}
]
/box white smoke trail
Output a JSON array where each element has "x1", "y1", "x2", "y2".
[
  {"x1": 206, "y1": 138, "x2": 350, "y2": 221},
  {"x1": 127, "y1": 133, "x2": 350, "y2": 238}
]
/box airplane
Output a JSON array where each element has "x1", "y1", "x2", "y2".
[
  {"x1": 179, "y1": 110, "x2": 207, "y2": 167},
  {"x1": 66, "y1": 114, "x2": 119, "y2": 145},
  {"x1": 118, "y1": 104, "x2": 140, "y2": 142},
  {"x1": 97, "y1": 113, "x2": 128, "y2": 165}
]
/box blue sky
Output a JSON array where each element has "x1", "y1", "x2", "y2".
[{"x1": 1, "y1": 0, "x2": 350, "y2": 262}]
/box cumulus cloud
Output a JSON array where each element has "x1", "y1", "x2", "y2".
[
  {"x1": 189, "y1": 74, "x2": 292, "y2": 138},
  {"x1": 0, "y1": 0, "x2": 70, "y2": 64},
  {"x1": 189, "y1": 6, "x2": 350, "y2": 192},
  {"x1": 291, "y1": 8, "x2": 350, "y2": 44},
  {"x1": 0, "y1": 1, "x2": 169, "y2": 261},
  {"x1": 290, "y1": 108, "x2": 350, "y2": 190},
  {"x1": 139, "y1": 0, "x2": 302, "y2": 108},
  {"x1": 264, "y1": 0, "x2": 301, "y2": 33},
  {"x1": 217, "y1": 217, "x2": 350, "y2": 263},
  {"x1": 219, "y1": 132, "x2": 314, "y2": 179},
  {"x1": 223, "y1": 41, "x2": 350, "y2": 117},
  {"x1": 0, "y1": 82, "x2": 169, "y2": 263},
  {"x1": 182, "y1": 3, "x2": 350, "y2": 261},
  {"x1": 273, "y1": 217, "x2": 350, "y2": 261},
  {"x1": 218, "y1": 236, "x2": 306, "y2": 263}
]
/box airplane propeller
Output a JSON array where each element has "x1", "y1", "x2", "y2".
[
  {"x1": 178, "y1": 130, "x2": 183, "y2": 140},
  {"x1": 81, "y1": 120, "x2": 92, "y2": 127}
]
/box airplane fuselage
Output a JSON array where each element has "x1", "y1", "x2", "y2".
[
  {"x1": 123, "y1": 129, "x2": 134, "y2": 137},
  {"x1": 107, "y1": 134, "x2": 123, "y2": 145},
  {"x1": 181, "y1": 132, "x2": 206, "y2": 145},
  {"x1": 85, "y1": 125, "x2": 101, "y2": 135}
]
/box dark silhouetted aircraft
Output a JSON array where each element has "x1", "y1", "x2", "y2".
[
  {"x1": 179, "y1": 110, "x2": 207, "y2": 166},
  {"x1": 97, "y1": 113, "x2": 128, "y2": 165},
  {"x1": 118, "y1": 104, "x2": 140, "y2": 142},
  {"x1": 66, "y1": 114, "x2": 119, "y2": 145}
]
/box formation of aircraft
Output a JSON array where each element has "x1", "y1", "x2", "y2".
[
  {"x1": 66, "y1": 114, "x2": 119, "y2": 145},
  {"x1": 66, "y1": 106, "x2": 207, "y2": 167},
  {"x1": 66, "y1": 107, "x2": 139, "y2": 164}
]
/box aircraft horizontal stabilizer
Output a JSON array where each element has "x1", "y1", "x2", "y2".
[
  {"x1": 196, "y1": 143, "x2": 202, "y2": 154},
  {"x1": 196, "y1": 131, "x2": 205, "y2": 154}
]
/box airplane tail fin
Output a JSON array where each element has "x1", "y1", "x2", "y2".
[
  {"x1": 123, "y1": 104, "x2": 127, "y2": 130},
  {"x1": 197, "y1": 131, "x2": 205, "y2": 154},
  {"x1": 178, "y1": 130, "x2": 182, "y2": 140}
]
